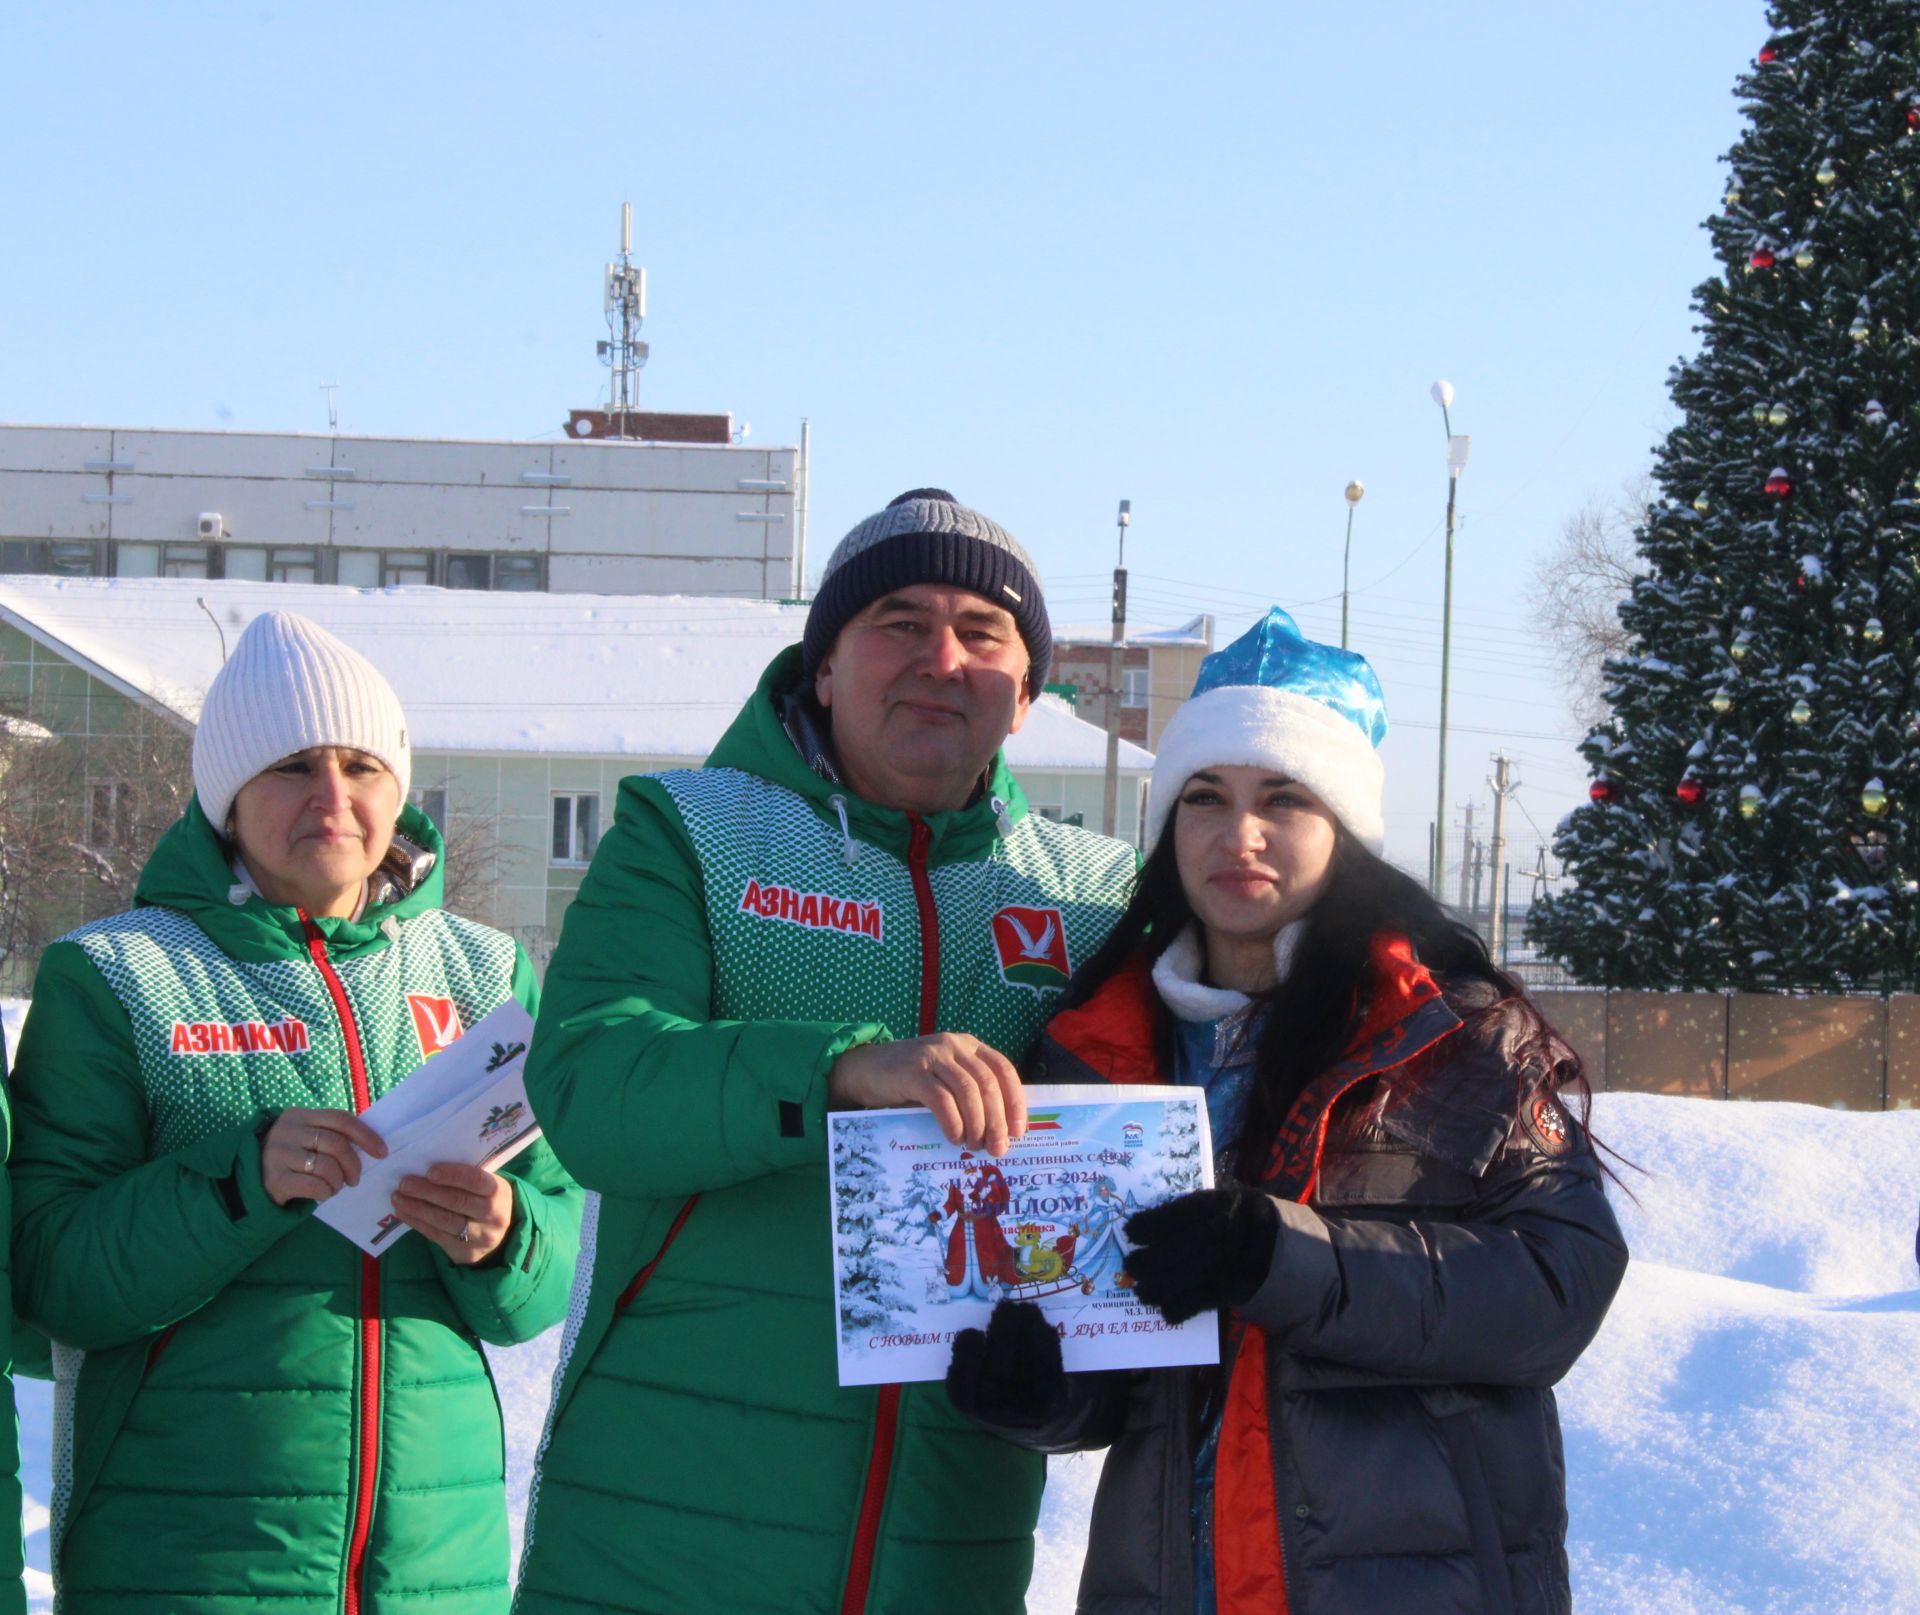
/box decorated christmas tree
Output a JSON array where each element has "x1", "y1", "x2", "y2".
[{"x1": 1532, "y1": 0, "x2": 1920, "y2": 990}]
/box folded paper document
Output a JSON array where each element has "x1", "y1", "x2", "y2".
[{"x1": 315, "y1": 1000, "x2": 542, "y2": 1256}]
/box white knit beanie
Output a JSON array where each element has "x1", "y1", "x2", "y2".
[{"x1": 193, "y1": 611, "x2": 411, "y2": 830}]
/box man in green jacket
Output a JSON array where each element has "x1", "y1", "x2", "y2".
[{"x1": 515, "y1": 490, "x2": 1139, "y2": 1615}]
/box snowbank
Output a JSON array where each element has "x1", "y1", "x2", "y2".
[
  {"x1": 8, "y1": 1067, "x2": 1919, "y2": 1612},
  {"x1": 1558, "y1": 1095, "x2": 1920, "y2": 1614}
]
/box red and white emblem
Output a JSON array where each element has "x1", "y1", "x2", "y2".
[
  {"x1": 1522, "y1": 1093, "x2": 1573, "y2": 1156},
  {"x1": 991, "y1": 904, "x2": 1070, "y2": 992},
  {"x1": 406, "y1": 993, "x2": 464, "y2": 1059}
]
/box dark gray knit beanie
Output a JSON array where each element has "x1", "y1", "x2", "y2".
[{"x1": 801, "y1": 489, "x2": 1052, "y2": 695}]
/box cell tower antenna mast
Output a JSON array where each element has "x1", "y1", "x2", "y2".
[{"x1": 598, "y1": 202, "x2": 649, "y2": 437}]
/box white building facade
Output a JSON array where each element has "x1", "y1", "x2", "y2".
[{"x1": 0, "y1": 423, "x2": 800, "y2": 599}]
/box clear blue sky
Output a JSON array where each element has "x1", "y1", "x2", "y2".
[{"x1": 1, "y1": 1, "x2": 1762, "y2": 874}]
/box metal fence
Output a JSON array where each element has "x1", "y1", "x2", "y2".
[{"x1": 1530, "y1": 988, "x2": 1919, "y2": 1110}]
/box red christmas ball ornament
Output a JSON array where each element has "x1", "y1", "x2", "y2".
[
  {"x1": 1758, "y1": 41, "x2": 1778, "y2": 64},
  {"x1": 1676, "y1": 778, "x2": 1706, "y2": 808},
  {"x1": 1765, "y1": 467, "x2": 1794, "y2": 498},
  {"x1": 1749, "y1": 247, "x2": 1776, "y2": 269},
  {"x1": 1909, "y1": 105, "x2": 1919, "y2": 130},
  {"x1": 1590, "y1": 779, "x2": 1617, "y2": 805}
]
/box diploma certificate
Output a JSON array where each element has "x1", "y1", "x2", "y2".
[{"x1": 827, "y1": 1083, "x2": 1218, "y2": 1386}]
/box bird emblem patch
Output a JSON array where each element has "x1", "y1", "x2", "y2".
[
  {"x1": 406, "y1": 993, "x2": 464, "y2": 1060},
  {"x1": 991, "y1": 904, "x2": 1071, "y2": 992}
]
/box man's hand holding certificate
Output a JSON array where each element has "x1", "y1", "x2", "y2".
[
  {"x1": 315, "y1": 1000, "x2": 543, "y2": 1256},
  {"x1": 826, "y1": 1083, "x2": 1218, "y2": 1386}
]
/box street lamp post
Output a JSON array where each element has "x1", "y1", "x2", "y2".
[
  {"x1": 1341, "y1": 479, "x2": 1365, "y2": 649},
  {"x1": 1102, "y1": 498, "x2": 1131, "y2": 837},
  {"x1": 1431, "y1": 380, "x2": 1471, "y2": 900}
]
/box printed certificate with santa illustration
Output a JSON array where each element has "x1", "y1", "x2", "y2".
[{"x1": 826, "y1": 1084, "x2": 1218, "y2": 1386}]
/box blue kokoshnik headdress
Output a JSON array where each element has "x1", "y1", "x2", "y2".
[{"x1": 1146, "y1": 607, "x2": 1389, "y2": 852}]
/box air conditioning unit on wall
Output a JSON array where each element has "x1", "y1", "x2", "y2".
[{"x1": 196, "y1": 512, "x2": 225, "y2": 540}]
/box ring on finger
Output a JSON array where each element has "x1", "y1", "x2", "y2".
[
  {"x1": 457, "y1": 1220, "x2": 472, "y2": 1244},
  {"x1": 302, "y1": 1152, "x2": 317, "y2": 1175},
  {"x1": 307, "y1": 1128, "x2": 321, "y2": 1153}
]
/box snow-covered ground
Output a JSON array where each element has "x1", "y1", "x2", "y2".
[{"x1": 5, "y1": 984, "x2": 1917, "y2": 1613}]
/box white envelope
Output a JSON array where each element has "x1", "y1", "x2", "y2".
[{"x1": 315, "y1": 1000, "x2": 543, "y2": 1256}]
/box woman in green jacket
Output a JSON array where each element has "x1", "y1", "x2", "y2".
[{"x1": 9, "y1": 611, "x2": 580, "y2": 1615}]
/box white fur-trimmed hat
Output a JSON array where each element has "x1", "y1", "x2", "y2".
[
  {"x1": 193, "y1": 611, "x2": 411, "y2": 829},
  {"x1": 1147, "y1": 607, "x2": 1388, "y2": 852}
]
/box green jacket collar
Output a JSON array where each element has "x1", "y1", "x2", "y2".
[
  {"x1": 706, "y1": 646, "x2": 1031, "y2": 865},
  {"x1": 134, "y1": 796, "x2": 447, "y2": 963}
]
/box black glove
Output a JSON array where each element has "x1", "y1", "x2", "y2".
[
  {"x1": 1122, "y1": 1185, "x2": 1280, "y2": 1325},
  {"x1": 946, "y1": 1300, "x2": 1067, "y2": 1427}
]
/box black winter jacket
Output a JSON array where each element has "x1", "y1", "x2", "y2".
[{"x1": 1003, "y1": 937, "x2": 1629, "y2": 1615}]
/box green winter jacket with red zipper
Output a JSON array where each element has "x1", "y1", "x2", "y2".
[
  {"x1": 9, "y1": 798, "x2": 582, "y2": 1615},
  {"x1": 511, "y1": 646, "x2": 1138, "y2": 1615}
]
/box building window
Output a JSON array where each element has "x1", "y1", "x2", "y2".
[
  {"x1": 162, "y1": 544, "x2": 210, "y2": 580},
  {"x1": 334, "y1": 550, "x2": 546, "y2": 592},
  {"x1": 0, "y1": 540, "x2": 103, "y2": 576},
  {"x1": 1121, "y1": 668, "x2": 1150, "y2": 709},
  {"x1": 222, "y1": 547, "x2": 269, "y2": 581},
  {"x1": 267, "y1": 548, "x2": 318, "y2": 583},
  {"x1": 411, "y1": 787, "x2": 448, "y2": 835},
  {"x1": 385, "y1": 551, "x2": 434, "y2": 587},
  {"x1": 495, "y1": 553, "x2": 543, "y2": 591},
  {"x1": 50, "y1": 541, "x2": 102, "y2": 576},
  {"x1": 90, "y1": 782, "x2": 135, "y2": 848},
  {"x1": 1036, "y1": 805, "x2": 1085, "y2": 827},
  {"x1": 445, "y1": 553, "x2": 491, "y2": 591},
  {"x1": 551, "y1": 792, "x2": 600, "y2": 866},
  {"x1": 113, "y1": 542, "x2": 160, "y2": 577}
]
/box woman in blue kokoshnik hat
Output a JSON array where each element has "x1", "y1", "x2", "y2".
[{"x1": 947, "y1": 608, "x2": 1629, "y2": 1615}]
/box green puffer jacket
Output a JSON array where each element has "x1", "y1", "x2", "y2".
[
  {"x1": 9, "y1": 800, "x2": 582, "y2": 1615},
  {"x1": 0, "y1": 1054, "x2": 25, "y2": 1615},
  {"x1": 512, "y1": 648, "x2": 1138, "y2": 1615}
]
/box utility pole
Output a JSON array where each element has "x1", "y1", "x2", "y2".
[
  {"x1": 1101, "y1": 499, "x2": 1131, "y2": 837},
  {"x1": 1430, "y1": 380, "x2": 1471, "y2": 897},
  {"x1": 1457, "y1": 801, "x2": 1475, "y2": 912},
  {"x1": 1486, "y1": 753, "x2": 1519, "y2": 963},
  {"x1": 1530, "y1": 845, "x2": 1552, "y2": 901},
  {"x1": 1342, "y1": 480, "x2": 1364, "y2": 648}
]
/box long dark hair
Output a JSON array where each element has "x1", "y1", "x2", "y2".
[{"x1": 1061, "y1": 806, "x2": 1595, "y2": 1179}]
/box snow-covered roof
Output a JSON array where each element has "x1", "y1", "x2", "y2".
[
  {"x1": 0, "y1": 577, "x2": 1155, "y2": 772},
  {"x1": 1051, "y1": 613, "x2": 1212, "y2": 649}
]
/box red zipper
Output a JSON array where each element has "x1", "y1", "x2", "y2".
[
  {"x1": 840, "y1": 1382, "x2": 902, "y2": 1614},
  {"x1": 615, "y1": 1194, "x2": 700, "y2": 1311},
  {"x1": 144, "y1": 1322, "x2": 180, "y2": 1375},
  {"x1": 839, "y1": 814, "x2": 941, "y2": 1615},
  {"x1": 302, "y1": 915, "x2": 382, "y2": 1615},
  {"x1": 904, "y1": 815, "x2": 940, "y2": 1038}
]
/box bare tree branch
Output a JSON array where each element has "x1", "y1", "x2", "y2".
[
  {"x1": 0, "y1": 697, "x2": 195, "y2": 990},
  {"x1": 1528, "y1": 477, "x2": 1651, "y2": 730}
]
